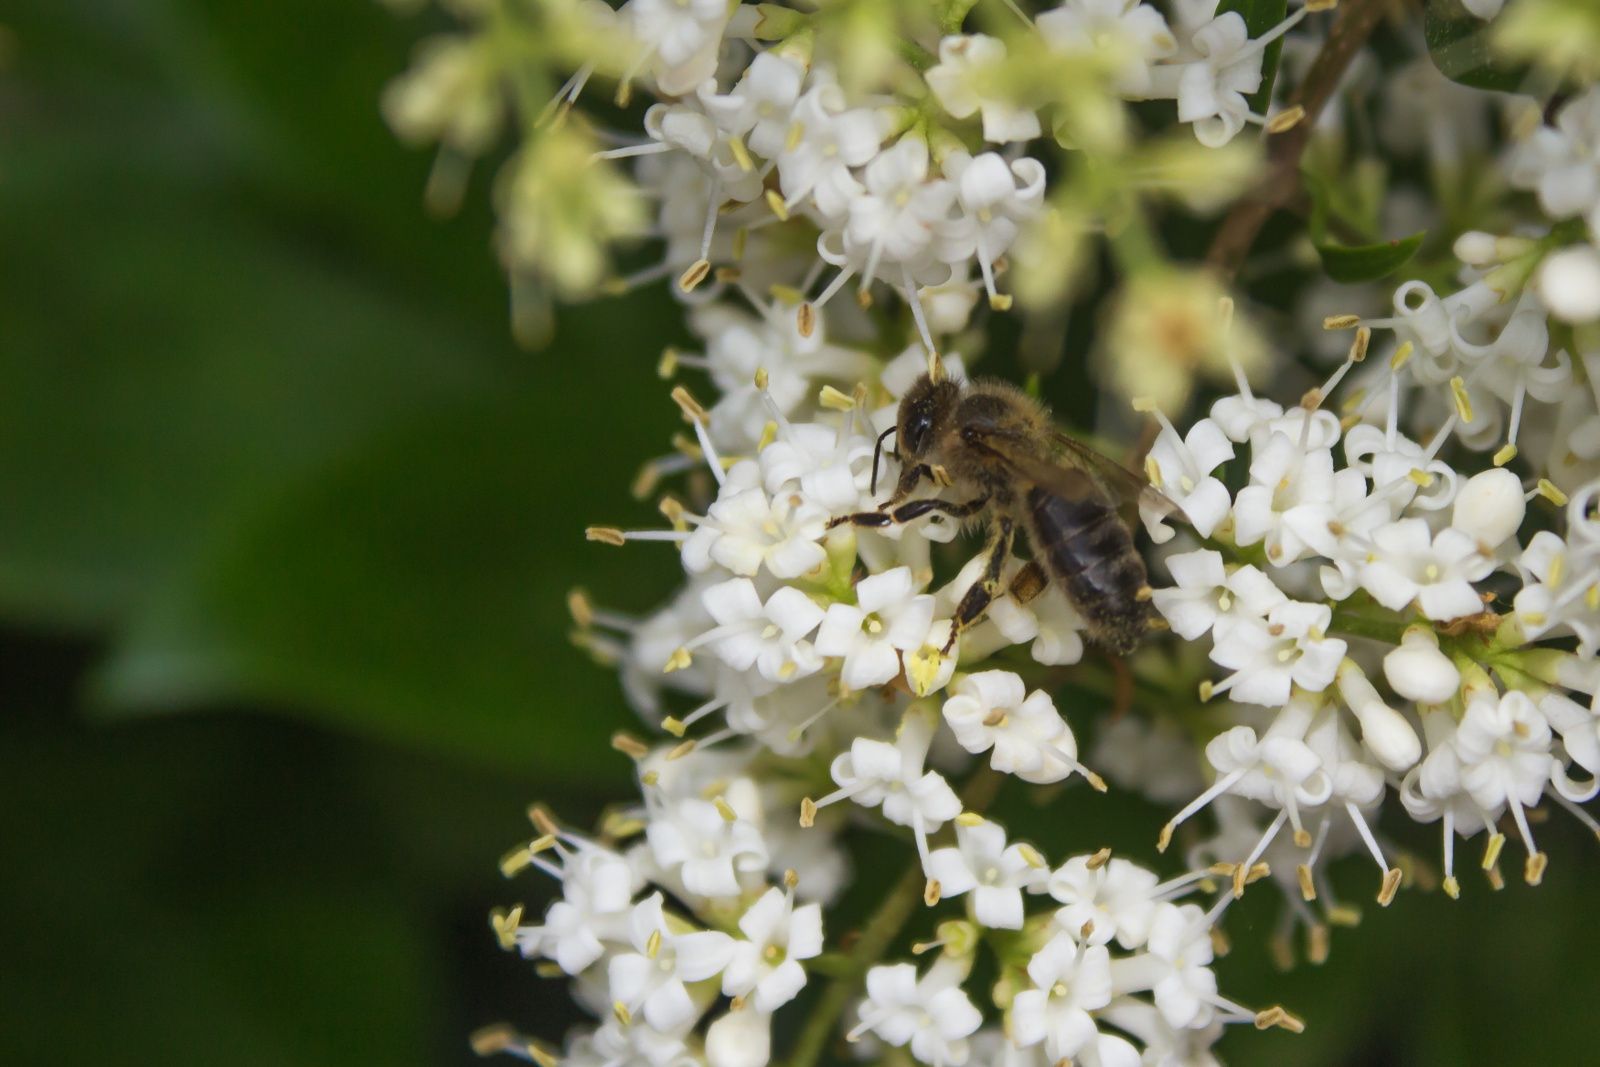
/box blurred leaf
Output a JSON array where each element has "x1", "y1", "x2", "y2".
[
  {"x1": 1315, "y1": 231, "x2": 1426, "y2": 282},
  {"x1": 92, "y1": 389, "x2": 674, "y2": 777},
  {"x1": 1219, "y1": 0, "x2": 1288, "y2": 113},
  {"x1": 1424, "y1": 0, "x2": 1532, "y2": 92}
]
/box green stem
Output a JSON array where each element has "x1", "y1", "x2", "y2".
[{"x1": 785, "y1": 769, "x2": 1002, "y2": 1067}]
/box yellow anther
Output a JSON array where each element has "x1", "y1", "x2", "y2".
[
  {"x1": 1254, "y1": 1006, "x2": 1306, "y2": 1033},
  {"x1": 1377, "y1": 867, "x2": 1403, "y2": 907},
  {"x1": 989, "y1": 292, "x2": 1014, "y2": 311},
  {"x1": 757, "y1": 420, "x2": 778, "y2": 452},
  {"x1": 671, "y1": 384, "x2": 709, "y2": 423},
  {"x1": 498, "y1": 847, "x2": 532, "y2": 878},
  {"x1": 1266, "y1": 105, "x2": 1306, "y2": 134},
  {"x1": 1449, "y1": 375, "x2": 1474, "y2": 423},
  {"x1": 1297, "y1": 864, "x2": 1316, "y2": 901},
  {"x1": 1537, "y1": 478, "x2": 1569, "y2": 506},
  {"x1": 731, "y1": 227, "x2": 747, "y2": 262},
  {"x1": 657, "y1": 347, "x2": 679, "y2": 379},
  {"x1": 678, "y1": 258, "x2": 712, "y2": 293},
  {"x1": 1349, "y1": 326, "x2": 1372, "y2": 362},
  {"x1": 799, "y1": 797, "x2": 817, "y2": 828},
  {"x1": 955, "y1": 811, "x2": 985, "y2": 827},
  {"x1": 586, "y1": 526, "x2": 626, "y2": 546},
  {"x1": 1526, "y1": 851, "x2": 1549, "y2": 885},
  {"x1": 1493, "y1": 443, "x2": 1518, "y2": 467},
  {"x1": 646, "y1": 928, "x2": 663, "y2": 959},
  {"x1": 764, "y1": 187, "x2": 789, "y2": 221},
  {"x1": 818, "y1": 384, "x2": 855, "y2": 411},
  {"x1": 1018, "y1": 843, "x2": 1047, "y2": 869},
  {"x1": 490, "y1": 904, "x2": 524, "y2": 950},
  {"x1": 1482, "y1": 831, "x2": 1505, "y2": 870},
  {"x1": 924, "y1": 878, "x2": 942, "y2": 906},
  {"x1": 1390, "y1": 340, "x2": 1415, "y2": 370},
  {"x1": 1443, "y1": 874, "x2": 1460, "y2": 899},
  {"x1": 611, "y1": 731, "x2": 649, "y2": 759},
  {"x1": 1322, "y1": 314, "x2": 1361, "y2": 330},
  {"x1": 714, "y1": 796, "x2": 739, "y2": 822},
  {"x1": 1085, "y1": 847, "x2": 1112, "y2": 870},
  {"x1": 663, "y1": 647, "x2": 693, "y2": 673},
  {"x1": 613, "y1": 1001, "x2": 632, "y2": 1027},
  {"x1": 1407, "y1": 468, "x2": 1435, "y2": 488},
  {"x1": 1130, "y1": 395, "x2": 1160, "y2": 413},
  {"x1": 661, "y1": 716, "x2": 687, "y2": 738},
  {"x1": 666, "y1": 739, "x2": 696, "y2": 760},
  {"x1": 1198, "y1": 680, "x2": 1215, "y2": 703},
  {"x1": 727, "y1": 135, "x2": 754, "y2": 172},
  {"x1": 1157, "y1": 821, "x2": 1175, "y2": 853},
  {"x1": 1144, "y1": 454, "x2": 1164, "y2": 489}
]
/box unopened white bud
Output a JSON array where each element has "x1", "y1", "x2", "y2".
[
  {"x1": 1383, "y1": 627, "x2": 1461, "y2": 705},
  {"x1": 1452, "y1": 230, "x2": 1499, "y2": 266},
  {"x1": 1337, "y1": 661, "x2": 1421, "y2": 771},
  {"x1": 1536, "y1": 246, "x2": 1600, "y2": 324},
  {"x1": 1452, "y1": 468, "x2": 1526, "y2": 548},
  {"x1": 706, "y1": 1009, "x2": 771, "y2": 1067}
]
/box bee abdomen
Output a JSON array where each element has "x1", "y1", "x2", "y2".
[{"x1": 1027, "y1": 487, "x2": 1152, "y2": 655}]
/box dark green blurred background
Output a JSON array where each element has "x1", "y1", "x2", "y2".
[{"x1": 2, "y1": 2, "x2": 1593, "y2": 1065}]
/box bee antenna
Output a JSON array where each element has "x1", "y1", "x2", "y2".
[{"x1": 871, "y1": 426, "x2": 896, "y2": 495}]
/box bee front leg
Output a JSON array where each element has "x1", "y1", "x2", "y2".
[
  {"x1": 944, "y1": 516, "x2": 1015, "y2": 653},
  {"x1": 827, "y1": 494, "x2": 990, "y2": 530}
]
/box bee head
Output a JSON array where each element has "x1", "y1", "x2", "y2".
[{"x1": 895, "y1": 372, "x2": 961, "y2": 462}]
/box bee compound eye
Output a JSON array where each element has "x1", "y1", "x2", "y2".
[{"x1": 903, "y1": 411, "x2": 934, "y2": 455}]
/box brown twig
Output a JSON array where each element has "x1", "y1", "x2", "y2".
[{"x1": 1205, "y1": 0, "x2": 1393, "y2": 280}]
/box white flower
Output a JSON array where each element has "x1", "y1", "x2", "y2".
[
  {"x1": 1046, "y1": 855, "x2": 1160, "y2": 949},
  {"x1": 608, "y1": 893, "x2": 735, "y2": 1031},
  {"x1": 1144, "y1": 417, "x2": 1234, "y2": 538},
  {"x1": 1453, "y1": 689, "x2": 1554, "y2": 815},
  {"x1": 925, "y1": 35, "x2": 1043, "y2": 144},
  {"x1": 1109, "y1": 902, "x2": 1217, "y2": 1029},
  {"x1": 938, "y1": 150, "x2": 1046, "y2": 304},
  {"x1": 854, "y1": 960, "x2": 983, "y2": 1066},
  {"x1": 1009, "y1": 933, "x2": 1114, "y2": 1062},
  {"x1": 818, "y1": 713, "x2": 962, "y2": 863},
  {"x1": 1231, "y1": 433, "x2": 1337, "y2": 565},
  {"x1": 722, "y1": 887, "x2": 824, "y2": 1012},
  {"x1": 682, "y1": 477, "x2": 830, "y2": 581},
  {"x1": 625, "y1": 0, "x2": 731, "y2": 97},
  {"x1": 1156, "y1": 10, "x2": 1264, "y2": 146},
  {"x1": 698, "y1": 51, "x2": 806, "y2": 159},
  {"x1": 1382, "y1": 626, "x2": 1462, "y2": 704},
  {"x1": 1357, "y1": 518, "x2": 1494, "y2": 621},
  {"x1": 1513, "y1": 530, "x2": 1600, "y2": 654},
  {"x1": 517, "y1": 846, "x2": 638, "y2": 975},
  {"x1": 777, "y1": 80, "x2": 886, "y2": 220},
  {"x1": 697, "y1": 578, "x2": 825, "y2": 683},
  {"x1": 1509, "y1": 88, "x2": 1600, "y2": 238},
  {"x1": 840, "y1": 136, "x2": 957, "y2": 287},
  {"x1": 941, "y1": 670, "x2": 1085, "y2": 784},
  {"x1": 1208, "y1": 601, "x2": 1347, "y2": 706},
  {"x1": 816, "y1": 567, "x2": 940, "y2": 690},
  {"x1": 1536, "y1": 245, "x2": 1600, "y2": 324},
  {"x1": 645, "y1": 796, "x2": 770, "y2": 900},
  {"x1": 979, "y1": 573, "x2": 1087, "y2": 666},
  {"x1": 1037, "y1": 0, "x2": 1177, "y2": 96},
  {"x1": 1151, "y1": 550, "x2": 1286, "y2": 642},
  {"x1": 925, "y1": 818, "x2": 1047, "y2": 929}
]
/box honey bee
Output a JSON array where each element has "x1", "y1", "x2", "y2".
[{"x1": 831, "y1": 370, "x2": 1179, "y2": 655}]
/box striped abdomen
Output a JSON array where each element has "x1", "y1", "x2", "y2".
[{"x1": 1025, "y1": 485, "x2": 1151, "y2": 654}]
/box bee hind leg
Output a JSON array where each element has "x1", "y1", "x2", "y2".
[{"x1": 943, "y1": 517, "x2": 1015, "y2": 653}]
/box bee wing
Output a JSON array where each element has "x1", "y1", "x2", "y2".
[
  {"x1": 962, "y1": 425, "x2": 1186, "y2": 530},
  {"x1": 1049, "y1": 432, "x2": 1187, "y2": 527}
]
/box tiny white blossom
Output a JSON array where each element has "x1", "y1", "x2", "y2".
[
  {"x1": 646, "y1": 796, "x2": 770, "y2": 900},
  {"x1": 1009, "y1": 933, "x2": 1114, "y2": 1062},
  {"x1": 608, "y1": 893, "x2": 734, "y2": 1031},
  {"x1": 1358, "y1": 518, "x2": 1494, "y2": 621},
  {"x1": 941, "y1": 670, "x2": 1087, "y2": 784},
  {"x1": 854, "y1": 959, "x2": 983, "y2": 1066},
  {"x1": 1046, "y1": 854, "x2": 1161, "y2": 949},
  {"x1": 1208, "y1": 601, "x2": 1347, "y2": 705},
  {"x1": 722, "y1": 886, "x2": 824, "y2": 1012},
  {"x1": 925, "y1": 35, "x2": 1043, "y2": 144},
  {"x1": 925, "y1": 818, "x2": 1047, "y2": 929},
  {"x1": 698, "y1": 578, "x2": 825, "y2": 683},
  {"x1": 816, "y1": 567, "x2": 940, "y2": 690}
]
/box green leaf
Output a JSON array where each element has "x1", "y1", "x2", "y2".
[
  {"x1": 92, "y1": 386, "x2": 677, "y2": 777},
  {"x1": 1315, "y1": 232, "x2": 1427, "y2": 283},
  {"x1": 1424, "y1": 0, "x2": 1533, "y2": 92},
  {"x1": 1219, "y1": 0, "x2": 1289, "y2": 113}
]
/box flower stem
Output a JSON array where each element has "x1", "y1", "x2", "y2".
[{"x1": 785, "y1": 768, "x2": 1002, "y2": 1067}]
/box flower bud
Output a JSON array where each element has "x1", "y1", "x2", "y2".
[
  {"x1": 1383, "y1": 627, "x2": 1461, "y2": 704},
  {"x1": 1536, "y1": 245, "x2": 1600, "y2": 324},
  {"x1": 1337, "y1": 661, "x2": 1422, "y2": 771},
  {"x1": 706, "y1": 1009, "x2": 771, "y2": 1067},
  {"x1": 1452, "y1": 467, "x2": 1526, "y2": 548},
  {"x1": 1452, "y1": 230, "x2": 1498, "y2": 265}
]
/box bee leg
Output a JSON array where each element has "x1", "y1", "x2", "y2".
[
  {"x1": 943, "y1": 517, "x2": 1015, "y2": 653},
  {"x1": 880, "y1": 463, "x2": 932, "y2": 508},
  {"x1": 827, "y1": 494, "x2": 989, "y2": 530},
  {"x1": 1107, "y1": 651, "x2": 1134, "y2": 720}
]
